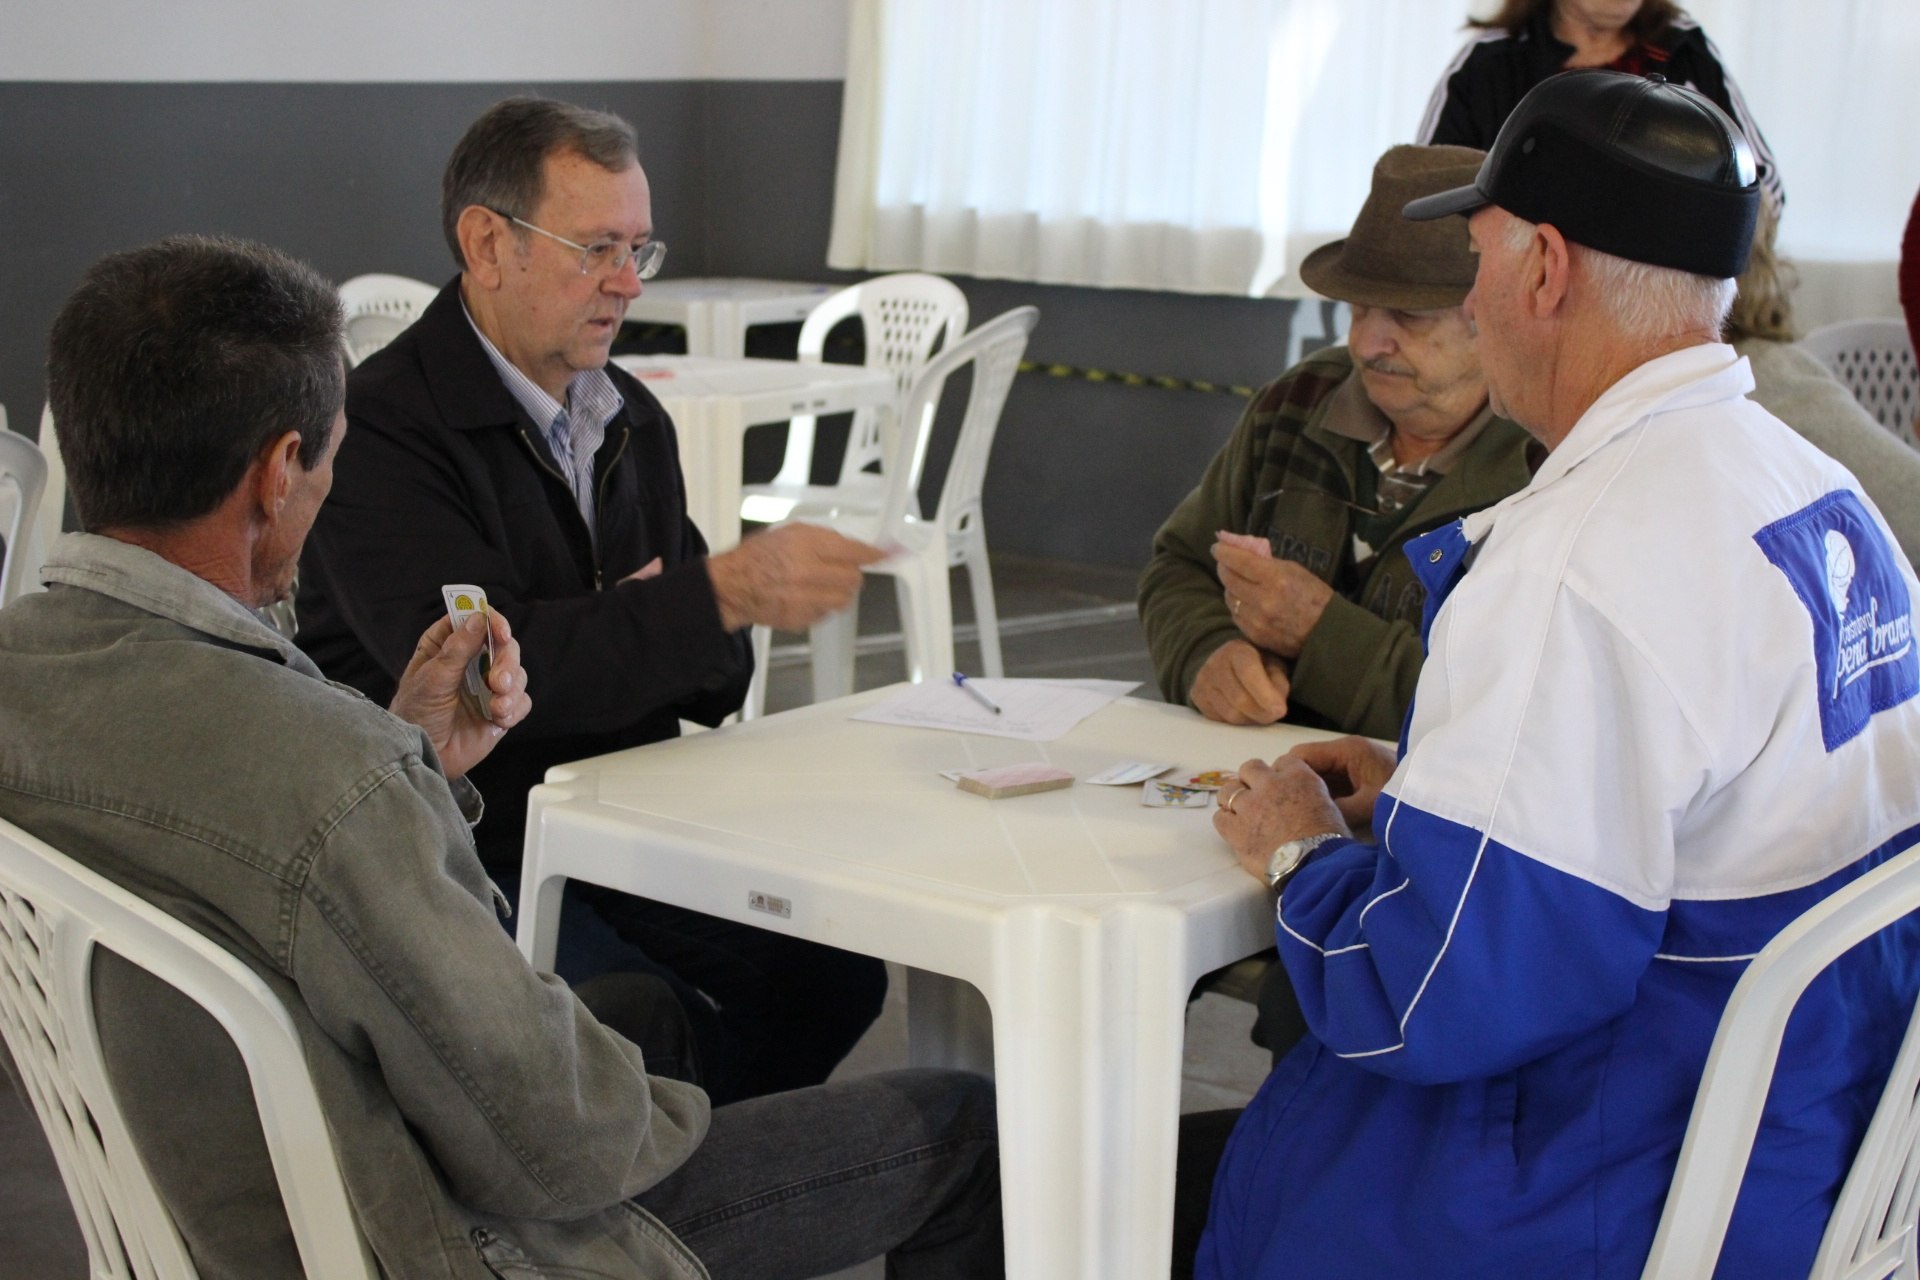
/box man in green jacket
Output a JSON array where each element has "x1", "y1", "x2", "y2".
[{"x1": 1141, "y1": 144, "x2": 1540, "y2": 742}]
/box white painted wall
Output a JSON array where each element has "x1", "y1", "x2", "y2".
[{"x1": 0, "y1": 0, "x2": 849, "y2": 81}]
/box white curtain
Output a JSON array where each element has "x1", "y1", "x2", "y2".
[
  {"x1": 829, "y1": 0, "x2": 1467, "y2": 297},
  {"x1": 1684, "y1": 0, "x2": 1920, "y2": 325},
  {"x1": 829, "y1": 0, "x2": 1920, "y2": 309}
]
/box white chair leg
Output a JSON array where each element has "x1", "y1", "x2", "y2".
[
  {"x1": 892, "y1": 562, "x2": 955, "y2": 685},
  {"x1": 742, "y1": 624, "x2": 772, "y2": 720},
  {"x1": 963, "y1": 537, "x2": 1003, "y2": 679},
  {"x1": 810, "y1": 602, "x2": 859, "y2": 702}
]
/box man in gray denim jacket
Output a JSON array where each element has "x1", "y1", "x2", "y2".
[{"x1": 0, "y1": 236, "x2": 1001, "y2": 1279}]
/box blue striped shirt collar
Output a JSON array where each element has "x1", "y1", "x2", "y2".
[{"x1": 461, "y1": 300, "x2": 624, "y2": 536}]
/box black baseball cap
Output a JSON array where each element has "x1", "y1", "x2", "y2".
[{"x1": 1402, "y1": 69, "x2": 1760, "y2": 279}]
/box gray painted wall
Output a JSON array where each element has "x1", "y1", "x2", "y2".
[{"x1": 2, "y1": 79, "x2": 1311, "y2": 568}]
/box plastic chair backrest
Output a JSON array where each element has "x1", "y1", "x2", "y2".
[
  {"x1": 0, "y1": 420, "x2": 48, "y2": 605},
  {"x1": 31, "y1": 404, "x2": 67, "y2": 589},
  {"x1": 1801, "y1": 319, "x2": 1920, "y2": 448},
  {"x1": 1641, "y1": 843, "x2": 1920, "y2": 1280},
  {"x1": 772, "y1": 273, "x2": 969, "y2": 489},
  {"x1": 874, "y1": 306, "x2": 1038, "y2": 542},
  {"x1": 339, "y1": 273, "x2": 440, "y2": 368},
  {"x1": 0, "y1": 816, "x2": 379, "y2": 1279}
]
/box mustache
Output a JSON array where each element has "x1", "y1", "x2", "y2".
[{"x1": 1359, "y1": 356, "x2": 1415, "y2": 377}]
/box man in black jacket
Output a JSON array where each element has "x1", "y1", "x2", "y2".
[{"x1": 299, "y1": 96, "x2": 887, "y2": 1104}]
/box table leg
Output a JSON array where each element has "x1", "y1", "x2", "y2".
[
  {"x1": 905, "y1": 968, "x2": 994, "y2": 1072},
  {"x1": 709, "y1": 301, "x2": 746, "y2": 360},
  {"x1": 516, "y1": 786, "x2": 574, "y2": 972},
  {"x1": 974, "y1": 905, "x2": 1194, "y2": 1280},
  {"x1": 515, "y1": 868, "x2": 568, "y2": 973},
  {"x1": 701, "y1": 405, "x2": 745, "y2": 554},
  {"x1": 679, "y1": 301, "x2": 716, "y2": 358}
]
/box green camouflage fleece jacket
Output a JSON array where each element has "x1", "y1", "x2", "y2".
[{"x1": 1139, "y1": 345, "x2": 1538, "y2": 740}]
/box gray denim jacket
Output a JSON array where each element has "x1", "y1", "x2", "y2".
[{"x1": 0, "y1": 535, "x2": 711, "y2": 1279}]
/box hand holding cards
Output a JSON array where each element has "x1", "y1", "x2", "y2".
[
  {"x1": 440, "y1": 584, "x2": 496, "y2": 717},
  {"x1": 387, "y1": 587, "x2": 530, "y2": 782}
]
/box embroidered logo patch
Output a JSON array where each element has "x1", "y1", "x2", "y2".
[{"x1": 1755, "y1": 490, "x2": 1918, "y2": 750}]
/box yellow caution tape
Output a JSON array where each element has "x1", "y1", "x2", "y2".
[
  {"x1": 1019, "y1": 360, "x2": 1253, "y2": 398},
  {"x1": 617, "y1": 322, "x2": 1253, "y2": 399}
]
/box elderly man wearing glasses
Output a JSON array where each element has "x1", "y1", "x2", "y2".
[{"x1": 297, "y1": 96, "x2": 889, "y2": 1106}]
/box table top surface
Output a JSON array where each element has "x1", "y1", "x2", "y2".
[
  {"x1": 628, "y1": 277, "x2": 836, "y2": 303},
  {"x1": 541, "y1": 686, "x2": 1336, "y2": 905},
  {"x1": 623, "y1": 277, "x2": 837, "y2": 325},
  {"x1": 613, "y1": 353, "x2": 892, "y2": 399}
]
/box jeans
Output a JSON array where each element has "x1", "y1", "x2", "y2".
[{"x1": 635, "y1": 1068, "x2": 1005, "y2": 1280}]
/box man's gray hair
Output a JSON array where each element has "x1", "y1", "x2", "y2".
[
  {"x1": 441, "y1": 97, "x2": 639, "y2": 270},
  {"x1": 1500, "y1": 215, "x2": 1736, "y2": 339}
]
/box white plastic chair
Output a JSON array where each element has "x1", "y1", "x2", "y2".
[
  {"x1": 0, "y1": 412, "x2": 48, "y2": 605},
  {"x1": 739, "y1": 273, "x2": 968, "y2": 527},
  {"x1": 0, "y1": 816, "x2": 378, "y2": 1279},
  {"x1": 1642, "y1": 842, "x2": 1920, "y2": 1280},
  {"x1": 338, "y1": 273, "x2": 440, "y2": 368},
  {"x1": 750, "y1": 306, "x2": 1038, "y2": 710},
  {"x1": 1801, "y1": 319, "x2": 1920, "y2": 449}
]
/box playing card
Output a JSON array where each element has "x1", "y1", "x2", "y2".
[
  {"x1": 1182, "y1": 770, "x2": 1236, "y2": 790},
  {"x1": 1142, "y1": 781, "x2": 1213, "y2": 809},
  {"x1": 439, "y1": 584, "x2": 494, "y2": 708},
  {"x1": 1085, "y1": 761, "x2": 1177, "y2": 786},
  {"x1": 1215, "y1": 530, "x2": 1273, "y2": 557},
  {"x1": 954, "y1": 763, "x2": 1075, "y2": 799}
]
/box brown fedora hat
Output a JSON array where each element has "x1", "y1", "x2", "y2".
[{"x1": 1298, "y1": 144, "x2": 1486, "y2": 310}]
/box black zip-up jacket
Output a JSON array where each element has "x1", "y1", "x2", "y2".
[
  {"x1": 298, "y1": 280, "x2": 751, "y2": 868},
  {"x1": 1418, "y1": 9, "x2": 1783, "y2": 211}
]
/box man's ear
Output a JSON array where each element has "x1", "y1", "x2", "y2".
[
  {"x1": 1531, "y1": 223, "x2": 1572, "y2": 319},
  {"x1": 252, "y1": 431, "x2": 304, "y2": 520},
  {"x1": 456, "y1": 205, "x2": 508, "y2": 291}
]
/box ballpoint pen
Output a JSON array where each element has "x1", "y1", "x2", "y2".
[{"x1": 951, "y1": 671, "x2": 1003, "y2": 715}]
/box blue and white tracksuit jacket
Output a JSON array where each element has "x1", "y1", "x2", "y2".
[{"x1": 1199, "y1": 345, "x2": 1920, "y2": 1279}]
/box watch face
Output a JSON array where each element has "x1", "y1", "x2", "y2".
[
  {"x1": 1265, "y1": 842, "x2": 1303, "y2": 886},
  {"x1": 1267, "y1": 833, "x2": 1341, "y2": 886}
]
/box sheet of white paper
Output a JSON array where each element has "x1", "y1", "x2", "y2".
[
  {"x1": 1032, "y1": 678, "x2": 1140, "y2": 696},
  {"x1": 852, "y1": 678, "x2": 1127, "y2": 741}
]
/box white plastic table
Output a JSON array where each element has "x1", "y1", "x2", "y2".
[
  {"x1": 517, "y1": 687, "x2": 1338, "y2": 1280},
  {"x1": 623, "y1": 277, "x2": 837, "y2": 358},
  {"x1": 614, "y1": 355, "x2": 895, "y2": 553}
]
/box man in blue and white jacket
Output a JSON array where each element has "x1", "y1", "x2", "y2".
[{"x1": 1196, "y1": 70, "x2": 1920, "y2": 1280}]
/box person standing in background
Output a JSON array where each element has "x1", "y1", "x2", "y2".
[{"x1": 1418, "y1": 0, "x2": 1783, "y2": 210}]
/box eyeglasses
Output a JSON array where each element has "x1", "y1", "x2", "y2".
[
  {"x1": 495, "y1": 210, "x2": 667, "y2": 280},
  {"x1": 1251, "y1": 487, "x2": 1393, "y2": 519}
]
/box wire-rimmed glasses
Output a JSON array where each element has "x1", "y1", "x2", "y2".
[{"x1": 495, "y1": 210, "x2": 667, "y2": 280}]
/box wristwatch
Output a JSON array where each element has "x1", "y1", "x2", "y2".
[{"x1": 1265, "y1": 831, "x2": 1344, "y2": 890}]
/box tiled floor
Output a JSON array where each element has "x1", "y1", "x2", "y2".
[{"x1": 0, "y1": 553, "x2": 1271, "y2": 1278}]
